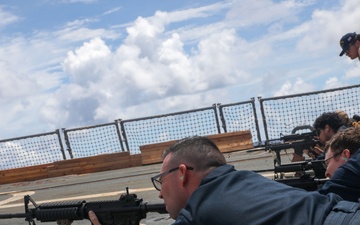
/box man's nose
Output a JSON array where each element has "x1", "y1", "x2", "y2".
[{"x1": 325, "y1": 169, "x2": 331, "y2": 179}]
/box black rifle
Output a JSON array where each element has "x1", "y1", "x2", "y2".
[
  {"x1": 274, "y1": 159, "x2": 326, "y2": 179},
  {"x1": 274, "y1": 160, "x2": 327, "y2": 191},
  {"x1": 0, "y1": 187, "x2": 167, "y2": 225},
  {"x1": 264, "y1": 130, "x2": 321, "y2": 166},
  {"x1": 275, "y1": 175, "x2": 328, "y2": 191}
]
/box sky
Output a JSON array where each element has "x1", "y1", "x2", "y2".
[{"x1": 0, "y1": 0, "x2": 360, "y2": 139}]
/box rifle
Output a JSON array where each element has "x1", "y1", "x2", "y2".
[
  {"x1": 275, "y1": 175, "x2": 328, "y2": 191},
  {"x1": 274, "y1": 160, "x2": 327, "y2": 191},
  {"x1": 263, "y1": 129, "x2": 321, "y2": 166},
  {"x1": 0, "y1": 187, "x2": 167, "y2": 225},
  {"x1": 253, "y1": 160, "x2": 328, "y2": 191},
  {"x1": 274, "y1": 159, "x2": 326, "y2": 179}
]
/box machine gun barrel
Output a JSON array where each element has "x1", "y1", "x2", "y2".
[{"x1": 0, "y1": 213, "x2": 28, "y2": 219}]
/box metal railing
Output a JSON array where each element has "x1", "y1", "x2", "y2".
[
  {"x1": 1, "y1": 84, "x2": 359, "y2": 170},
  {"x1": 259, "y1": 84, "x2": 360, "y2": 141},
  {"x1": 0, "y1": 130, "x2": 65, "y2": 170},
  {"x1": 218, "y1": 98, "x2": 262, "y2": 145},
  {"x1": 62, "y1": 121, "x2": 125, "y2": 158},
  {"x1": 119, "y1": 104, "x2": 220, "y2": 154}
]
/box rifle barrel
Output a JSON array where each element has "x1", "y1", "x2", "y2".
[
  {"x1": 275, "y1": 164, "x2": 307, "y2": 173},
  {"x1": 252, "y1": 168, "x2": 274, "y2": 173},
  {"x1": 0, "y1": 213, "x2": 27, "y2": 219},
  {"x1": 145, "y1": 203, "x2": 167, "y2": 213}
]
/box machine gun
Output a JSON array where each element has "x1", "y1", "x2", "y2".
[
  {"x1": 275, "y1": 175, "x2": 328, "y2": 191},
  {"x1": 0, "y1": 187, "x2": 167, "y2": 225},
  {"x1": 273, "y1": 160, "x2": 328, "y2": 191},
  {"x1": 264, "y1": 129, "x2": 321, "y2": 166},
  {"x1": 274, "y1": 159, "x2": 326, "y2": 179}
]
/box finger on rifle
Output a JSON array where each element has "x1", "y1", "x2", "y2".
[
  {"x1": 88, "y1": 211, "x2": 101, "y2": 225},
  {"x1": 312, "y1": 146, "x2": 324, "y2": 155}
]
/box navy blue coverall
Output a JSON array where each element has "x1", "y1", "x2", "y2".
[{"x1": 172, "y1": 164, "x2": 343, "y2": 225}]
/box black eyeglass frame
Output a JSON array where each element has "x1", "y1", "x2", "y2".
[
  {"x1": 322, "y1": 150, "x2": 343, "y2": 169},
  {"x1": 151, "y1": 166, "x2": 194, "y2": 191}
]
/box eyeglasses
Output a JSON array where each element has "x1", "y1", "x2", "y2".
[
  {"x1": 151, "y1": 166, "x2": 193, "y2": 191},
  {"x1": 322, "y1": 151, "x2": 343, "y2": 169}
]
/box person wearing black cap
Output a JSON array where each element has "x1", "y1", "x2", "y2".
[{"x1": 339, "y1": 32, "x2": 360, "y2": 60}]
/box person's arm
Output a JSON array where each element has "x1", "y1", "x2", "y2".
[{"x1": 88, "y1": 211, "x2": 101, "y2": 225}]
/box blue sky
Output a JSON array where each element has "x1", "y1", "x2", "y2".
[{"x1": 1, "y1": 0, "x2": 359, "y2": 139}]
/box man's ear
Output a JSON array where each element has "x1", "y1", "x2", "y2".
[
  {"x1": 178, "y1": 164, "x2": 189, "y2": 185},
  {"x1": 343, "y1": 149, "x2": 351, "y2": 159}
]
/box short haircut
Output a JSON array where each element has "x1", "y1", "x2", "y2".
[
  {"x1": 163, "y1": 136, "x2": 226, "y2": 171},
  {"x1": 313, "y1": 112, "x2": 343, "y2": 132},
  {"x1": 329, "y1": 126, "x2": 360, "y2": 156}
]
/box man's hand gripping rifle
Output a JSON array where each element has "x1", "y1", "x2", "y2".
[{"x1": 0, "y1": 187, "x2": 167, "y2": 225}]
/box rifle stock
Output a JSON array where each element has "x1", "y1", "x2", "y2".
[{"x1": 0, "y1": 187, "x2": 167, "y2": 225}]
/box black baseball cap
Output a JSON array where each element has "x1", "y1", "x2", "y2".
[{"x1": 339, "y1": 32, "x2": 357, "y2": 56}]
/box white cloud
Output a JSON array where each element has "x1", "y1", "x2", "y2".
[
  {"x1": 324, "y1": 77, "x2": 343, "y2": 89},
  {"x1": 1, "y1": 0, "x2": 360, "y2": 139},
  {"x1": 60, "y1": 0, "x2": 98, "y2": 3},
  {"x1": 56, "y1": 27, "x2": 119, "y2": 42},
  {"x1": 226, "y1": 0, "x2": 310, "y2": 27},
  {"x1": 118, "y1": 88, "x2": 231, "y2": 120},
  {"x1": 166, "y1": 1, "x2": 230, "y2": 23},
  {"x1": 0, "y1": 5, "x2": 19, "y2": 28},
  {"x1": 344, "y1": 63, "x2": 360, "y2": 79},
  {"x1": 49, "y1": 10, "x2": 256, "y2": 126},
  {"x1": 65, "y1": 18, "x2": 98, "y2": 28},
  {"x1": 62, "y1": 37, "x2": 112, "y2": 85},
  {"x1": 296, "y1": 0, "x2": 360, "y2": 54},
  {"x1": 274, "y1": 78, "x2": 315, "y2": 96},
  {"x1": 102, "y1": 7, "x2": 121, "y2": 16}
]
